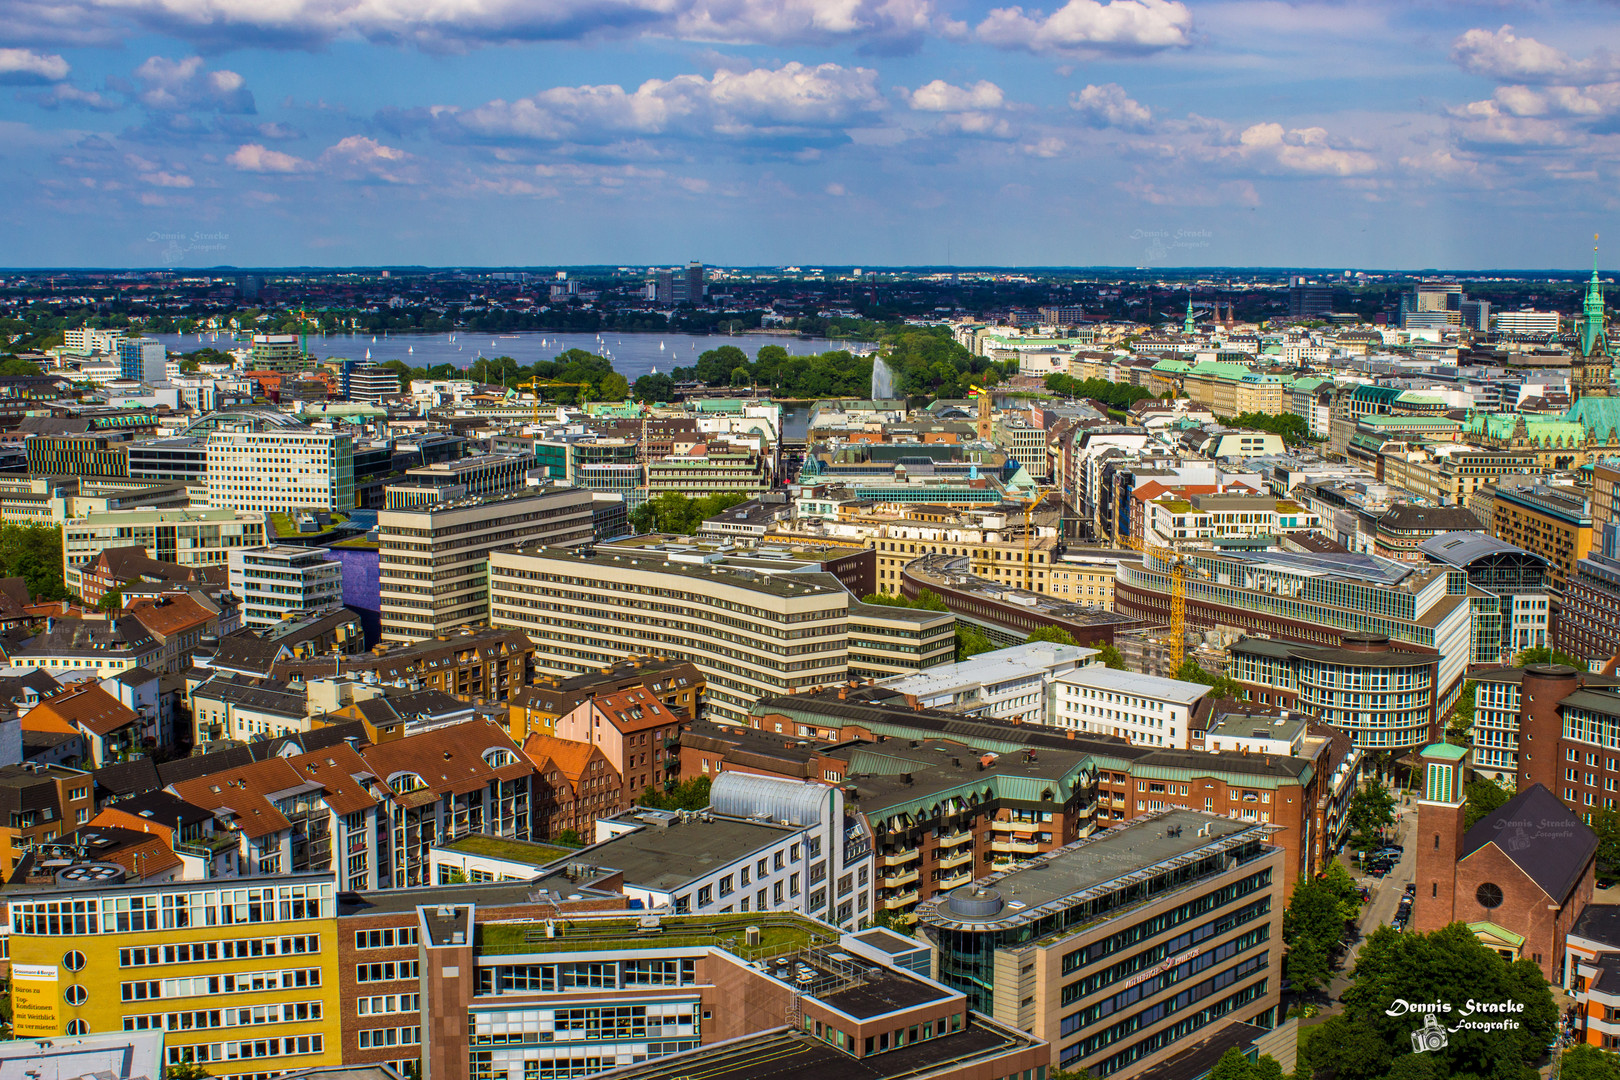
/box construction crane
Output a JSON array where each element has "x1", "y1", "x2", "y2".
[
  {"x1": 513, "y1": 380, "x2": 593, "y2": 425},
  {"x1": 1007, "y1": 488, "x2": 1048, "y2": 593},
  {"x1": 1127, "y1": 532, "x2": 1188, "y2": 670}
]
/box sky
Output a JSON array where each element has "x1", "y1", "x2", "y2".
[{"x1": 0, "y1": 0, "x2": 1618, "y2": 269}]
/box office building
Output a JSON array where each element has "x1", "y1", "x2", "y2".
[
  {"x1": 1490, "y1": 483, "x2": 1592, "y2": 598},
  {"x1": 1495, "y1": 310, "x2": 1562, "y2": 334},
  {"x1": 916, "y1": 809, "x2": 1283, "y2": 1077},
  {"x1": 1287, "y1": 276, "x2": 1335, "y2": 318},
  {"x1": 127, "y1": 437, "x2": 209, "y2": 485},
  {"x1": 249, "y1": 333, "x2": 308, "y2": 371},
  {"x1": 489, "y1": 546, "x2": 852, "y2": 726},
  {"x1": 229, "y1": 545, "x2": 344, "y2": 630},
  {"x1": 62, "y1": 507, "x2": 267, "y2": 588},
  {"x1": 117, "y1": 337, "x2": 166, "y2": 384},
  {"x1": 845, "y1": 599, "x2": 956, "y2": 681},
  {"x1": 207, "y1": 428, "x2": 356, "y2": 513},
  {"x1": 25, "y1": 433, "x2": 131, "y2": 478},
  {"x1": 63, "y1": 327, "x2": 124, "y2": 355},
  {"x1": 880, "y1": 642, "x2": 1099, "y2": 723},
  {"x1": 1419, "y1": 531, "x2": 1549, "y2": 664},
  {"x1": 378, "y1": 487, "x2": 593, "y2": 642},
  {"x1": 384, "y1": 454, "x2": 533, "y2": 510},
  {"x1": 1400, "y1": 281, "x2": 1464, "y2": 329},
  {"x1": 341, "y1": 360, "x2": 402, "y2": 403},
  {"x1": 1051, "y1": 666, "x2": 1210, "y2": 749}
]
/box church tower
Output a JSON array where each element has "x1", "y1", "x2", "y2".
[
  {"x1": 1412, "y1": 742, "x2": 1469, "y2": 934},
  {"x1": 1574, "y1": 235, "x2": 1613, "y2": 399},
  {"x1": 1183, "y1": 296, "x2": 1196, "y2": 335}
]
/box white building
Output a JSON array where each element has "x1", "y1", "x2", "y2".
[
  {"x1": 228, "y1": 545, "x2": 344, "y2": 630},
  {"x1": 117, "y1": 337, "x2": 166, "y2": 384},
  {"x1": 1050, "y1": 666, "x2": 1212, "y2": 749},
  {"x1": 879, "y1": 642, "x2": 1099, "y2": 723},
  {"x1": 206, "y1": 428, "x2": 356, "y2": 513},
  {"x1": 62, "y1": 327, "x2": 124, "y2": 355},
  {"x1": 1493, "y1": 310, "x2": 1561, "y2": 334}
]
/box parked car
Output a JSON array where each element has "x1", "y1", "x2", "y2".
[{"x1": 1404, "y1": 883, "x2": 1417, "y2": 897}]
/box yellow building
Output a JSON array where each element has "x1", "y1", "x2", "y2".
[
  {"x1": 1490, "y1": 483, "x2": 1593, "y2": 597},
  {"x1": 8, "y1": 874, "x2": 343, "y2": 1076}
]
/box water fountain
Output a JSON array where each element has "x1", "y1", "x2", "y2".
[{"x1": 871, "y1": 356, "x2": 895, "y2": 401}]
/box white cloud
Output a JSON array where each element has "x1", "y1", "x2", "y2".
[
  {"x1": 25, "y1": 83, "x2": 120, "y2": 110},
  {"x1": 1237, "y1": 123, "x2": 1377, "y2": 176},
  {"x1": 976, "y1": 0, "x2": 1190, "y2": 56},
  {"x1": 906, "y1": 79, "x2": 1003, "y2": 112},
  {"x1": 1071, "y1": 82, "x2": 1151, "y2": 129},
  {"x1": 133, "y1": 56, "x2": 255, "y2": 113},
  {"x1": 321, "y1": 135, "x2": 415, "y2": 182},
  {"x1": 1452, "y1": 26, "x2": 1612, "y2": 84},
  {"x1": 0, "y1": 47, "x2": 69, "y2": 83},
  {"x1": 451, "y1": 62, "x2": 883, "y2": 145},
  {"x1": 30, "y1": 0, "x2": 936, "y2": 52},
  {"x1": 227, "y1": 143, "x2": 313, "y2": 173}
]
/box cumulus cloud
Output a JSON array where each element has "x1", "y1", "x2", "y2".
[
  {"x1": 1452, "y1": 26, "x2": 1613, "y2": 84},
  {"x1": 321, "y1": 135, "x2": 415, "y2": 182},
  {"x1": 132, "y1": 56, "x2": 255, "y2": 113},
  {"x1": 448, "y1": 62, "x2": 883, "y2": 146},
  {"x1": 16, "y1": 0, "x2": 936, "y2": 53},
  {"x1": 227, "y1": 143, "x2": 313, "y2": 173},
  {"x1": 906, "y1": 79, "x2": 1003, "y2": 112},
  {"x1": 1071, "y1": 82, "x2": 1151, "y2": 129},
  {"x1": 976, "y1": 0, "x2": 1190, "y2": 56},
  {"x1": 24, "y1": 83, "x2": 120, "y2": 110},
  {"x1": 1236, "y1": 123, "x2": 1377, "y2": 176},
  {"x1": 0, "y1": 48, "x2": 69, "y2": 84}
]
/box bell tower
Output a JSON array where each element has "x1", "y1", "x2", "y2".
[
  {"x1": 1574, "y1": 235, "x2": 1612, "y2": 399},
  {"x1": 1412, "y1": 742, "x2": 1469, "y2": 934}
]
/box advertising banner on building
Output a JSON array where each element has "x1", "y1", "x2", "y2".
[{"x1": 11, "y1": 963, "x2": 58, "y2": 1037}]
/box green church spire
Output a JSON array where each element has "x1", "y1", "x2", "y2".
[
  {"x1": 1183, "y1": 295, "x2": 1196, "y2": 335},
  {"x1": 1582, "y1": 233, "x2": 1609, "y2": 358}
]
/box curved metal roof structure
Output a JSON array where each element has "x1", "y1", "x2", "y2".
[{"x1": 710, "y1": 771, "x2": 830, "y2": 827}]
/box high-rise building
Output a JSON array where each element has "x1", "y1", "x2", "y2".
[
  {"x1": 229, "y1": 544, "x2": 344, "y2": 630},
  {"x1": 1287, "y1": 275, "x2": 1335, "y2": 318},
  {"x1": 1399, "y1": 281, "x2": 1464, "y2": 328},
  {"x1": 1494, "y1": 310, "x2": 1561, "y2": 334},
  {"x1": 248, "y1": 333, "x2": 307, "y2": 372},
  {"x1": 378, "y1": 487, "x2": 595, "y2": 642},
  {"x1": 341, "y1": 360, "x2": 402, "y2": 403},
  {"x1": 206, "y1": 428, "x2": 356, "y2": 513},
  {"x1": 116, "y1": 337, "x2": 166, "y2": 384},
  {"x1": 25, "y1": 434, "x2": 131, "y2": 478}
]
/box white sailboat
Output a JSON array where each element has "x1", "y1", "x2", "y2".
[
  {"x1": 408, "y1": 345, "x2": 413, "y2": 355},
  {"x1": 365, "y1": 348, "x2": 371, "y2": 359},
  {"x1": 659, "y1": 341, "x2": 665, "y2": 351},
  {"x1": 371, "y1": 335, "x2": 376, "y2": 343}
]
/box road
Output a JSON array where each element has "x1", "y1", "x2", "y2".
[{"x1": 1320, "y1": 790, "x2": 1417, "y2": 1010}]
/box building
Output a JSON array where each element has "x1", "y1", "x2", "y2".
[
  {"x1": 1051, "y1": 665, "x2": 1210, "y2": 749},
  {"x1": 1411, "y1": 744, "x2": 1595, "y2": 981},
  {"x1": 341, "y1": 360, "x2": 402, "y2": 403},
  {"x1": 64, "y1": 326, "x2": 125, "y2": 355},
  {"x1": 127, "y1": 436, "x2": 210, "y2": 485},
  {"x1": 1563, "y1": 904, "x2": 1620, "y2": 1048},
  {"x1": 1490, "y1": 483, "x2": 1593, "y2": 598},
  {"x1": 9, "y1": 615, "x2": 162, "y2": 678},
  {"x1": 506, "y1": 658, "x2": 705, "y2": 742},
  {"x1": 489, "y1": 546, "x2": 854, "y2": 726},
  {"x1": 378, "y1": 487, "x2": 594, "y2": 642},
  {"x1": 845, "y1": 599, "x2": 956, "y2": 681},
  {"x1": 384, "y1": 455, "x2": 533, "y2": 509},
  {"x1": 1495, "y1": 310, "x2": 1562, "y2": 334},
  {"x1": 207, "y1": 427, "x2": 357, "y2": 513},
  {"x1": 0, "y1": 761, "x2": 96, "y2": 874},
  {"x1": 1227, "y1": 633, "x2": 1439, "y2": 752},
  {"x1": 26, "y1": 433, "x2": 131, "y2": 478},
  {"x1": 63, "y1": 508, "x2": 267, "y2": 589},
  {"x1": 1418, "y1": 531, "x2": 1550, "y2": 664},
  {"x1": 551, "y1": 688, "x2": 688, "y2": 801},
  {"x1": 915, "y1": 809, "x2": 1282, "y2": 1077},
  {"x1": 274, "y1": 626, "x2": 535, "y2": 703},
  {"x1": 520, "y1": 733, "x2": 626, "y2": 840},
  {"x1": 249, "y1": 333, "x2": 307, "y2": 370},
  {"x1": 229, "y1": 545, "x2": 345, "y2": 630},
  {"x1": 879, "y1": 642, "x2": 1099, "y2": 723},
  {"x1": 116, "y1": 337, "x2": 166, "y2": 384}
]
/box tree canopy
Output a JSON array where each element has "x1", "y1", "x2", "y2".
[
  {"x1": 1300, "y1": 922, "x2": 1557, "y2": 1080},
  {"x1": 1026, "y1": 626, "x2": 1079, "y2": 647},
  {"x1": 1230, "y1": 410, "x2": 1314, "y2": 445},
  {"x1": 1045, "y1": 373, "x2": 1158, "y2": 410},
  {"x1": 1562, "y1": 1044, "x2": 1620, "y2": 1080},
  {"x1": 1174, "y1": 659, "x2": 1247, "y2": 701},
  {"x1": 1094, "y1": 644, "x2": 1127, "y2": 670},
  {"x1": 1283, "y1": 861, "x2": 1361, "y2": 995},
  {"x1": 629, "y1": 492, "x2": 749, "y2": 536},
  {"x1": 1464, "y1": 778, "x2": 1511, "y2": 829},
  {"x1": 1514, "y1": 646, "x2": 1585, "y2": 669},
  {"x1": 639, "y1": 776, "x2": 710, "y2": 811},
  {"x1": 0, "y1": 524, "x2": 68, "y2": 601},
  {"x1": 1348, "y1": 783, "x2": 1397, "y2": 852}
]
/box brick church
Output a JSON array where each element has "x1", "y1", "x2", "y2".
[{"x1": 1413, "y1": 742, "x2": 1597, "y2": 982}]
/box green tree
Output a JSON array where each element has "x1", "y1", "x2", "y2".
[
  {"x1": 0, "y1": 523, "x2": 68, "y2": 601},
  {"x1": 97, "y1": 589, "x2": 123, "y2": 612},
  {"x1": 1348, "y1": 783, "x2": 1396, "y2": 852},
  {"x1": 1562, "y1": 1044, "x2": 1620, "y2": 1080},
  {"x1": 1049, "y1": 1068, "x2": 1099, "y2": 1080},
  {"x1": 1591, "y1": 807, "x2": 1620, "y2": 879},
  {"x1": 1304, "y1": 922, "x2": 1557, "y2": 1080},
  {"x1": 1448, "y1": 680, "x2": 1476, "y2": 743},
  {"x1": 1026, "y1": 626, "x2": 1079, "y2": 646},
  {"x1": 1283, "y1": 861, "x2": 1361, "y2": 996},
  {"x1": 1514, "y1": 645, "x2": 1585, "y2": 669},
  {"x1": 639, "y1": 776, "x2": 711, "y2": 811},
  {"x1": 633, "y1": 372, "x2": 675, "y2": 402},
  {"x1": 956, "y1": 626, "x2": 993, "y2": 661},
  {"x1": 1464, "y1": 778, "x2": 1511, "y2": 829},
  {"x1": 1206, "y1": 1047, "x2": 1286, "y2": 1080},
  {"x1": 597, "y1": 371, "x2": 630, "y2": 401},
  {"x1": 0, "y1": 357, "x2": 42, "y2": 377},
  {"x1": 630, "y1": 492, "x2": 749, "y2": 535},
  {"x1": 1095, "y1": 644, "x2": 1127, "y2": 670},
  {"x1": 553, "y1": 829, "x2": 582, "y2": 847},
  {"x1": 1174, "y1": 659, "x2": 1247, "y2": 701},
  {"x1": 164, "y1": 1065, "x2": 212, "y2": 1080},
  {"x1": 1230, "y1": 411, "x2": 1313, "y2": 446}
]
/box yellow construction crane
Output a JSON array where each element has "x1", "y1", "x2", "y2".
[
  {"x1": 1127, "y1": 532, "x2": 1188, "y2": 670},
  {"x1": 513, "y1": 380, "x2": 593, "y2": 425}
]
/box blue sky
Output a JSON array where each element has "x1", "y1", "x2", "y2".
[{"x1": 0, "y1": 0, "x2": 1617, "y2": 268}]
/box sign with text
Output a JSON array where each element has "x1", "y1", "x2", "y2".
[{"x1": 11, "y1": 963, "x2": 58, "y2": 1037}]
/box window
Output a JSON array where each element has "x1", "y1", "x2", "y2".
[{"x1": 1476, "y1": 883, "x2": 1504, "y2": 909}]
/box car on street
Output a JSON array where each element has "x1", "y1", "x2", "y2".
[{"x1": 1404, "y1": 883, "x2": 1417, "y2": 897}]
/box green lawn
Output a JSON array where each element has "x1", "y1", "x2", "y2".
[
  {"x1": 477, "y1": 913, "x2": 836, "y2": 958},
  {"x1": 267, "y1": 511, "x2": 350, "y2": 539},
  {"x1": 445, "y1": 835, "x2": 575, "y2": 866}
]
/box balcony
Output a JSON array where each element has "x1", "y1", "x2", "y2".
[
  {"x1": 881, "y1": 848, "x2": 919, "y2": 868},
  {"x1": 937, "y1": 829, "x2": 973, "y2": 848},
  {"x1": 990, "y1": 837, "x2": 1040, "y2": 855},
  {"x1": 939, "y1": 848, "x2": 973, "y2": 870},
  {"x1": 991, "y1": 819, "x2": 1042, "y2": 833},
  {"x1": 937, "y1": 869, "x2": 973, "y2": 891},
  {"x1": 880, "y1": 867, "x2": 919, "y2": 889},
  {"x1": 881, "y1": 889, "x2": 919, "y2": 910}
]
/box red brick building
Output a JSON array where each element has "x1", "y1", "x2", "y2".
[{"x1": 1414, "y1": 742, "x2": 1597, "y2": 982}]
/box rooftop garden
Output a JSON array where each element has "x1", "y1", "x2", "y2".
[
  {"x1": 477, "y1": 913, "x2": 837, "y2": 958},
  {"x1": 444, "y1": 834, "x2": 576, "y2": 866}
]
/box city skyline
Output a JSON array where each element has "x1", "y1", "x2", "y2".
[{"x1": 0, "y1": 0, "x2": 1616, "y2": 268}]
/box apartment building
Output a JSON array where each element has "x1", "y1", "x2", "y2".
[
  {"x1": 992, "y1": 415, "x2": 1051, "y2": 480},
  {"x1": 379, "y1": 487, "x2": 594, "y2": 642},
  {"x1": 63, "y1": 508, "x2": 267, "y2": 588},
  {"x1": 1051, "y1": 666, "x2": 1210, "y2": 749},
  {"x1": 9, "y1": 616, "x2": 162, "y2": 679},
  {"x1": 1419, "y1": 531, "x2": 1550, "y2": 665},
  {"x1": 1142, "y1": 492, "x2": 1319, "y2": 546},
  {"x1": 489, "y1": 546, "x2": 852, "y2": 726},
  {"x1": 881, "y1": 642, "x2": 1098, "y2": 723},
  {"x1": 276, "y1": 627, "x2": 535, "y2": 704},
  {"x1": 229, "y1": 545, "x2": 344, "y2": 631},
  {"x1": 917, "y1": 810, "x2": 1283, "y2": 1077},
  {"x1": 552, "y1": 688, "x2": 687, "y2": 800},
  {"x1": 506, "y1": 658, "x2": 705, "y2": 742},
  {"x1": 206, "y1": 428, "x2": 356, "y2": 513},
  {"x1": 1491, "y1": 483, "x2": 1593, "y2": 598},
  {"x1": 0, "y1": 762, "x2": 96, "y2": 874}
]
